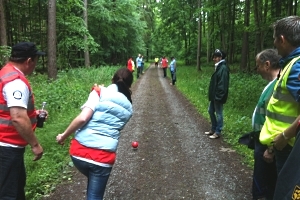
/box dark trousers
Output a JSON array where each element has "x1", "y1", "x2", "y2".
[
  {"x1": 137, "y1": 67, "x2": 141, "y2": 78},
  {"x1": 274, "y1": 144, "x2": 293, "y2": 175},
  {"x1": 0, "y1": 146, "x2": 26, "y2": 200},
  {"x1": 141, "y1": 63, "x2": 144, "y2": 73},
  {"x1": 252, "y1": 137, "x2": 277, "y2": 200},
  {"x1": 274, "y1": 132, "x2": 300, "y2": 200},
  {"x1": 162, "y1": 67, "x2": 167, "y2": 77}
]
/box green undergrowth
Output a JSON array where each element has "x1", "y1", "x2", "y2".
[
  {"x1": 24, "y1": 62, "x2": 263, "y2": 199},
  {"x1": 25, "y1": 66, "x2": 122, "y2": 199},
  {"x1": 175, "y1": 62, "x2": 266, "y2": 168}
]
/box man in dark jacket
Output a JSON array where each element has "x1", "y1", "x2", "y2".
[{"x1": 204, "y1": 49, "x2": 230, "y2": 139}]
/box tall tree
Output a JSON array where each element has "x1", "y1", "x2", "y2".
[
  {"x1": 83, "y1": 0, "x2": 90, "y2": 67},
  {"x1": 240, "y1": 0, "x2": 250, "y2": 71},
  {"x1": 0, "y1": 0, "x2": 7, "y2": 46},
  {"x1": 227, "y1": 0, "x2": 236, "y2": 63},
  {"x1": 47, "y1": 0, "x2": 57, "y2": 79},
  {"x1": 196, "y1": 0, "x2": 202, "y2": 71}
]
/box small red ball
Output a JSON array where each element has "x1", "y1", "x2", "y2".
[{"x1": 132, "y1": 141, "x2": 139, "y2": 148}]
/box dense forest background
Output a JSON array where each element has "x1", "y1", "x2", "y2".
[{"x1": 0, "y1": 0, "x2": 299, "y2": 78}]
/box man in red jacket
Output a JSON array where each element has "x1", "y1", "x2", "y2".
[
  {"x1": 161, "y1": 56, "x2": 168, "y2": 77},
  {"x1": 127, "y1": 56, "x2": 134, "y2": 73},
  {"x1": 0, "y1": 42, "x2": 45, "y2": 200}
]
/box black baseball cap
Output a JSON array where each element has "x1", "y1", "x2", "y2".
[{"x1": 11, "y1": 42, "x2": 45, "y2": 58}]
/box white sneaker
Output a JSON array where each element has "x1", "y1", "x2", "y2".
[
  {"x1": 209, "y1": 133, "x2": 220, "y2": 139},
  {"x1": 204, "y1": 131, "x2": 214, "y2": 135}
]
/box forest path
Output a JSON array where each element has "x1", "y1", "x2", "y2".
[{"x1": 42, "y1": 64, "x2": 252, "y2": 200}]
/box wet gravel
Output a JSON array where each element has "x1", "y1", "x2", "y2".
[{"x1": 42, "y1": 64, "x2": 252, "y2": 200}]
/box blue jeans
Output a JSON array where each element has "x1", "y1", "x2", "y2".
[
  {"x1": 0, "y1": 146, "x2": 26, "y2": 200},
  {"x1": 170, "y1": 70, "x2": 176, "y2": 85},
  {"x1": 208, "y1": 101, "x2": 223, "y2": 135},
  {"x1": 71, "y1": 156, "x2": 112, "y2": 200}
]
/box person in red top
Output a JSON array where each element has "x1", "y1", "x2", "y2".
[
  {"x1": 0, "y1": 42, "x2": 46, "y2": 199},
  {"x1": 127, "y1": 56, "x2": 134, "y2": 73},
  {"x1": 161, "y1": 56, "x2": 168, "y2": 77}
]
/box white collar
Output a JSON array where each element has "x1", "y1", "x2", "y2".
[{"x1": 215, "y1": 59, "x2": 225, "y2": 67}]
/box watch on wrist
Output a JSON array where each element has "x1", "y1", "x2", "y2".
[{"x1": 282, "y1": 132, "x2": 289, "y2": 140}]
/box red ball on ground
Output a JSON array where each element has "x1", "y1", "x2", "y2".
[{"x1": 132, "y1": 141, "x2": 139, "y2": 148}]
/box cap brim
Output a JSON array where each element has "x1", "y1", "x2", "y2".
[{"x1": 36, "y1": 51, "x2": 46, "y2": 56}]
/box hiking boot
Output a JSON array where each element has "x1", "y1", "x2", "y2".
[
  {"x1": 204, "y1": 130, "x2": 214, "y2": 135},
  {"x1": 209, "y1": 133, "x2": 220, "y2": 139}
]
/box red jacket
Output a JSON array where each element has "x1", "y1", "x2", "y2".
[
  {"x1": 162, "y1": 58, "x2": 168, "y2": 68},
  {"x1": 0, "y1": 63, "x2": 37, "y2": 146},
  {"x1": 127, "y1": 59, "x2": 133, "y2": 72}
]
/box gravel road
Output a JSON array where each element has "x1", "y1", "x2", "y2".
[{"x1": 42, "y1": 64, "x2": 252, "y2": 200}]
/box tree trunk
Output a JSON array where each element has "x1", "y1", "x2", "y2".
[
  {"x1": 253, "y1": 0, "x2": 262, "y2": 55},
  {"x1": 83, "y1": 0, "x2": 90, "y2": 67},
  {"x1": 0, "y1": 0, "x2": 7, "y2": 46},
  {"x1": 47, "y1": 0, "x2": 57, "y2": 79},
  {"x1": 240, "y1": 0, "x2": 250, "y2": 71},
  {"x1": 294, "y1": 0, "x2": 297, "y2": 15},
  {"x1": 228, "y1": 0, "x2": 236, "y2": 63},
  {"x1": 196, "y1": 0, "x2": 202, "y2": 71}
]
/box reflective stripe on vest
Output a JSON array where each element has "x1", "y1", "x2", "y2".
[
  {"x1": 260, "y1": 56, "x2": 300, "y2": 146},
  {"x1": 0, "y1": 63, "x2": 37, "y2": 146},
  {"x1": 0, "y1": 115, "x2": 37, "y2": 125}
]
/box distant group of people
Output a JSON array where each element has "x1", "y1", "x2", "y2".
[
  {"x1": 127, "y1": 54, "x2": 145, "y2": 79},
  {"x1": 127, "y1": 54, "x2": 177, "y2": 86}
]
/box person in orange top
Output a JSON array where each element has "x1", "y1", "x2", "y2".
[
  {"x1": 161, "y1": 56, "x2": 168, "y2": 77},
  {"x1": 127, "y1": 56, "x2": 134, "y2": 73},
  {"x1": 0, "y1": 42, "x2": 45, "y2": 199}
]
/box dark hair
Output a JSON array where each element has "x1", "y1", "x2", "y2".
[
  {"x1": 112, "y1": 68, "x2": 133, "y2": 103},
  {"x1": 256, "y1": 49, "x2": 281, "y2": 69},
  {"x1": 273, "y1": 16, "x2": 300, "y2": 47},
  {"x1": 9, "y1": 55, "x2": 37, "y2": 63}
]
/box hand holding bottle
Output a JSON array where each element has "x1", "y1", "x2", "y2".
[{"x1": 37, "y1": 102, "x2": 48, "y2": 128}]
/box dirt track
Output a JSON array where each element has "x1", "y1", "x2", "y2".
[{"x1": 42, "y1": 64, "x2": 252, "y2": 200}]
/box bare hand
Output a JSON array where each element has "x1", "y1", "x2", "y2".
[
  {"x1": 36, "y1": 109, "x2": 49, "y2": 119},
  {"x1": 93, "y1": 83, "x2": 104, "y2": 87},
  {"x1": 56, "y1": 133, "x2": 65, "y2": 145},
  {"x1": 263, "y1": 149, "x2": 274, "y2": 163},
  {"x1": 31, "y1": 143, "x2": 43, "y2": 161},
  {"x1": 273, "y1": 133, "x2": 288, "y2": 151}
]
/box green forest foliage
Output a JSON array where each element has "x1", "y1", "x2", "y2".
[
  {"x1": 26, "y1": 67, "x2": 120, "y2": 199},
  {"x1": 1, "y1": 0, "x2": 298, "y2": 198},
  {"x1": 1, "y1": 0, "x2": 299, "y2": 70},
  {"x1": 23, "y1": 64, "x2": 263, "y2": 199}
]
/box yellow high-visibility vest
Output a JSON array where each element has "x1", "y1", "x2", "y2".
[{"x1": 260, "y1": 56, "x2": 300, "y2": 146}]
